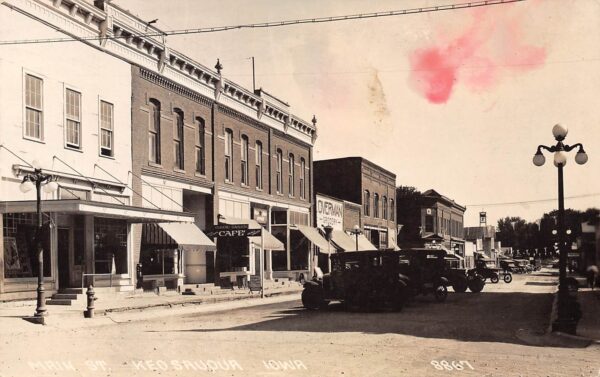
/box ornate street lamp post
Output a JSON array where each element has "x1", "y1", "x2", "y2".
[
  {"x1": 350, "y1": 225, "x2": 361, "y2": 251},
  {"x1": 532, "y1": 124, "x2": 588, "y2": 334},
  {"x1": 19, "y1": 161, "x2": 58, "y2": 324}
]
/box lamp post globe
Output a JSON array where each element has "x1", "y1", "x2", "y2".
[
  {"x1": 575, "y1": 150, "x2": 588, "y2": 165},
  {"x1": 553, "y1": 151, "x2": 567, "y2": 167},
  {"x1": 19, "y1": 180, "x2": 35, "y2": 193},
  {"x1": 552, "y1": 124, "x2": 568, "y2": 140},
  {"x1": 533, "y1": 152, "x2": 546, "y2": 167}
]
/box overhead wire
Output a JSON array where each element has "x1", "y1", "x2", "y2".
[{"x1": 0, "y1": 0, "x2": 526, "y2": 46}]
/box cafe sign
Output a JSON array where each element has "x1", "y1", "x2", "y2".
[
  {"x1": 206, "y1": 224, "x2": 262, "y2": 238},
  {"x1": 316, "y1": 195, "x2": 343, "y2": 231}
]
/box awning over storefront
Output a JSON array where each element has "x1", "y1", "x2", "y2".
[
  {"x1": 292, "y1": 225, "x2": 332, "y2": 252},
  {"x1": 0, "y1": 199, "x2": 195, "y2": 223},
  {"x1": 156, "y1": 223, "x2": 216, "y2": 251},
  {"x1": 357, "y1": 234, "x2": 378, "y2": 251},
  {"x1": 331, "y1": 230, "x2": 357, "y2": 252},
  {"x1": 219, "y1": 216, "x2": 285, "y2": 251}
]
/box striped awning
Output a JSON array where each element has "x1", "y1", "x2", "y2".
[
  {"x1": 143, "y1": 223, "x2": 215, "y2": 251},
  {"x1": 219, "y1": 216, "x2": 285, "y2": 251}
]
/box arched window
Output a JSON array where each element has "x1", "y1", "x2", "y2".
[
  {"x1": 364, "y1": 190, "x2": 370, "y2": 216},
  {"x1": 173, "y1": 108, "x2": 184, "y2": 170},
  {"x1": 255, "y1": 141, "x2": 263, "y2": 190},
  {"x1": 300, "y1": 158, "x2": 306, "y2": 199},
  {"x1": 276, "y1": 149, "x2": 283, "y2": 194},
  {"x1": 195, "y1": 117, "x2": 205, "y2": 174},
  {"x1": 288, "y1": 153, "x2": 295, "y2": 197},
  {"x1": 390, "y1": 198, "x2": 395, "y2": 221},
  {"x1": 382, "y1": 196, "x2": 388, "y2": 220},
  {"x1": 374, "y1": 194, "x2": 380, "y2": 218},
  {"x1": 148, "y1": 99, "x2": 161, "y2": 164},
  {"x1": 224, "y1": 129, "x2": 233, "y2": 182},
  {"x1": 241, "y1": 135, "x2": 249, "y2": 185}
]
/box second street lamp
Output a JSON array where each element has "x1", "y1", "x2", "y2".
[
  {"x1": 19, "y1": 160, "x2": 58, "y2": 324},
  {"x1": 532, "y1": 124, "x2": 587, "y2": 334},
  {"x1": 350, "y1": 225, "x2": 361, "y2": 251}
]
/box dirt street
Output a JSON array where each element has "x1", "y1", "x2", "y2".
[{"x1": 0, "y1": 270, "x2": 598, "y2": 377}]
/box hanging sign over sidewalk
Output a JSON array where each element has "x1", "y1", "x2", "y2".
[{"x1": 206, "y1": 224, "x2": 262, "y2": 238}]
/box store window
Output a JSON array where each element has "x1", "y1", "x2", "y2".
[
  {"x1": 2, "y1": 213, "x2": 51, "y2": 278},
  {"x1": 94, "y1": 218, "x2": 128, "y2": 274},
  {"x1": 288, "y1": 153, "x2": 295, "y2": 197},
  {"x1": 224, "y1": 129, "x2": 233, "y2": 182},
  {"x1": 255, "y1": 141, "x2": 263, "y2": 190},
  {"x1": 100, "y1": 101, "x2": 114, "y2": 157},
  {"x1": 25, "y1": 74, "x2": 43, "y2": 140},
  {"x1": 173, "y1": 109, "x2": 184, "y2": 170},
  {"x1": 65, "y1": 89, "x2": 81, "y2": 149},
  {"x1": 300, "y1": 158, "x2": 306, "y2": 199},
  {"x1": 195, "y1": 117, "x2": 205, "y2": 174},
  {"x1": 148, "y1": 98, "x2": 161, "y2": 164},
  {"x1": 276, "y1": 149, "x2": 283, "y2": 194},
  {"x1": 241, "y1": 135, "x2": 249, "y2": 185},
  {"x1": 382, "y1": 196, "x2": 388, "y2": 220}
]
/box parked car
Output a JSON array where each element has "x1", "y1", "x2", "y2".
[
  {"x1": 301, "y1": 249, "x2": 409, "y2": 311},
  {"x1": 472, "y1": 258, "x2": 512, "y2": 283}
]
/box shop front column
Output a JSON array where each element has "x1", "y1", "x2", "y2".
[
  {"x1": 266, "y1": 249, "x2": 273, "y2": 280},
  {"x1": 84, "y1": 215, "x2": 95, "y2": 286}
]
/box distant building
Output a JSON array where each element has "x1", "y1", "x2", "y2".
[
  {"x1": 396, "y1": 188, "x2": 466, "y2": 255},
  {"x1": 464, "y1": 225, "x2": 499, "y2": 260},
  {"x1": 313, "y1": 157, "x2": 398, "y2": 250}
]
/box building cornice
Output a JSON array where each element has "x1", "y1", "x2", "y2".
[{"x1": 5, "y1": 0, "x2": 317, "y2": 145}]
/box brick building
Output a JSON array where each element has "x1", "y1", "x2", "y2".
[
  {"x1": 396, "y1": 188, "x2": 466, "y2": 255},
  {"x1": 314, "y1": 157, "x2": 398, "y2": 250}
]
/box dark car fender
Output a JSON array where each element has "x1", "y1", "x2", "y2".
[
  {"x1": 303, "y1": 280, "x2": 322, "y2": 289},
  {"x1": 438, "y1": 276, "x2": 450, "y2": 286}
]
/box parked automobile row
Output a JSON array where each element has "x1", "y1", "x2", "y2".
[{"x1": 301, "y1": 248, "x2": 492, "y2": 312}]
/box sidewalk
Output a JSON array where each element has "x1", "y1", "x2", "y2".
[{"x1": 0, "y1": 283, "x2": 303, "y2": 331}]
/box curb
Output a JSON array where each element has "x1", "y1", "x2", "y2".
[{"x1": 96, "y1": 288, "x2": 302, "y2": 315}]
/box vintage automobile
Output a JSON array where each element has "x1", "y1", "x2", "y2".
[
  {"x1": 397, "y1": 248, "x2": 452, "y2": 302},
  {"x1": 442, "y1": 253, "x2": 485, "y2": 292},
  {"x1": 301, "y1": 249, "x2": 410, "y2": 311},
  {"x1": 472, "y1": 258, "x2": 513, "y2": 284}
]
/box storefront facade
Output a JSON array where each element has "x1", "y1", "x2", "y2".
[{"x1": 314, "y1": 157, "x2": 398, "y2": 250}]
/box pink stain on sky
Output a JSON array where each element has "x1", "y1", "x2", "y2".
[{"x1": 409, "y1": 8, "x2": 546, "y2": 104}]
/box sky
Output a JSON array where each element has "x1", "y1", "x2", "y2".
[{"x1": 117, "y1": 0, "x2": 600, "y2": 226}]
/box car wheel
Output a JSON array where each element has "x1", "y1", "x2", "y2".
[
  {"x1": 490, "y1": 273, "x2": 499, "y2": 284},
  {"x1": 468, "y1": 276, "x2": 485, "y2": 293},
  {"x1": 434, "y1": 285, "x2": 448, "y2": 302},
  {"x1": 301, "y1": 287, "x2": 324, "y2": 310},
  {"x1": 503, "y1": 273, "x2": 513, "y2": 283}
]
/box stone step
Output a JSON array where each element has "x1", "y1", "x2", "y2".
[
  {"x1": 60, "y1": 288, "x2": 83, "y2": 295},
  {"x1": 51, "y1": 293, "x2": 80, "y2": 300},
  {"x1": 46, "y1": 298, "x2": 76, "y2": 306}
]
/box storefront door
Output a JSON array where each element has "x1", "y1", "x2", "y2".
[{"x1": 57, "y1": 228, "x2": 71, "y2": 289}]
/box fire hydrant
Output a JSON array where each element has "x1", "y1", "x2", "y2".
[{"x1": 84, "y1": 285, "x2": 96, "y2": 318}]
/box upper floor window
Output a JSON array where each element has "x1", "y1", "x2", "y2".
[
  {"x1": 364, "y1": 190, "x2": 370, "y2": 216},
  {"x1": 65, "y1": 89, "x2": 81, "y2": 149},
  {"x1": 288, "y1": 153, "x2": 295, "y2": 197},
  {"x1": 241, "y1": 135, "x2": 249, "y2": 185},
  {"x1": 100, "y1": 101, "x2": 114, "y2": 157},
  {"x1": 255, "y1": 141, "x2": 263, "y2": 190},
  {"x1": 25, "y1": 74, "x2": 43, "y2": 140},
  {"x1": 300, "y1": 158, "x2": 306, "y2": 199},
  {"x1": 173, "y1": 109, "x2": 184, "y2": 170},
  {"x1": 374, "y1": 193, "x2": 380, "y2": 218},
  {"x1": 224, "y1": 129, "x2": 233, "y2": 182},
  {"x1": 390, "y1": 198, "x2": 395, "y2": 222},
  {"x1": 148, "y1": 99, "x2": 161, "y2": 164},
  {"x1": 195, "y1": 117, "x2": 205, "y2": 175},
  {"x1": 425, "y1": 214, "x2": 434, "y2": 233},
  {"x1": 276, "y1": 149, "x2": 283, "y2": 194},
  {"x1": 382, "y1": 196, "x2": 388, "y2": 220}
]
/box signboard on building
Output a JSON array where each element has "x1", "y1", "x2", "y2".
[
  {"x1": 315, "y1": 195, "x2": 344, "y2": 231},
  {"x1": 206, "y1": 224, "x2": 262, "y2": 238},
  {"x1": 253, "y1": 207, "x2": 268, "y2": 225}
]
